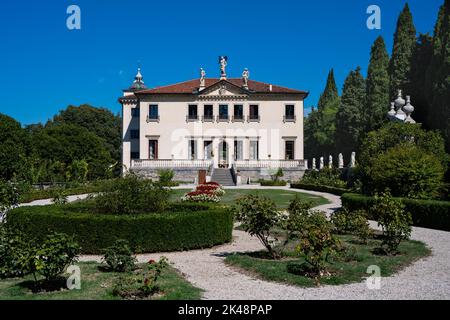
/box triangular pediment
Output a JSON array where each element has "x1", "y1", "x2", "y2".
[{"x1": 198, "y1": 80, "x2": 249, "y2": 97}]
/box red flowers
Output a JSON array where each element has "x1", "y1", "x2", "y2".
[{"x1": 148, "y1": 259, "x2": 156, "y2": 265}]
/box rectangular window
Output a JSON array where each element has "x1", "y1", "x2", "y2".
[
  {"x1": 188, "y1": 105, "x2": 198, "y2": 120},
  {"x1": 149, "y1": 140, "x2": 158, "y2": 160},
  {"x1": 188, "y1": 140, "x2": 197, "y2": 160},
  {"x1": 250, "y1": 140, "x2": 259, "y2": 160},
  {"x1": 285, "y1": 105, "x2": 295, "y2": 121},
  {"x1": 130, "y1": 151, "x2": 140, "y2": 160},
  {"x1": 149, "y1": 105, "x2": 159, "y2": 120},
  {"x1": 249, "y1": 105, "x2": 259, "y2": 121},
  {"x1": 234, "y1": 140, "x2": 243, "y2": 160},
  {"x1": 203, "y1": 105, "x2": 213, "y2": 121},
  {"x1": 130, "y1": 129, "x2": 139, "y2": 139},
  {"x1": 285, "y1": 140, "x2": 295, "y2": 160},
  {"x1": 219, "y1": 105, "x2": 229, "y2": 120},
  {"x1": 233, "y1": 105, "x2": 243, "y2": 121},
  {"x1": 131, "y1": 107, "x2": 140, "y2": 117},
  {"x1": 204, "y1": 140, "x2": 212, "y2": 160}
]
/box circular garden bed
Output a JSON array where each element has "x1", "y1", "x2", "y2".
[{"x1": 6, "y1": 202, "x2": 233, "y2": 254}]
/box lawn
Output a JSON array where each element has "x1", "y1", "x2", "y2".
[
  {"x1": 0, "y1": 262, "x2": 202, "y2": 300},
  {"x1": 171, "y1": 188, "x2": 329, "y2": 208},
  {"x1": 225, "y1": 234, "x2": 430, "y2": 287}
]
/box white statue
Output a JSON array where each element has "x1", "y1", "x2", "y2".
[
  {"x1": 219, "y1": 56, "x2": 228, "y2": 79},
  {"x1": 338, "y1": 153, "x2": 344, "y2": 169},
  {"x1": 319, "y1": 157, "x2": 324, "y2": 170},
  {"x1": 328, "y1": 155, "x2": 333, "y2": 169},
  {"x1": 312, "y1": 158, "x2": 316, "y2": 170},
  {"x1": 242, "y1": 68, "x2": 249, "y2": 87},
  {"x1": 200, "y1": 68, "x2": 206, "y2": 87},
  {"x1": 350, "y1": 152, "x2": 356, "y2": 168}
]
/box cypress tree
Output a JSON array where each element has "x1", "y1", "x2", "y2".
[
  {"x1": 389, "y1": 3, "x2": 417, "y2": 99},
  {"x1": 335, "y1": 67, "x2": 366, "y2": 160},
  {"x1": 317, "y1": 69, "x2": 339, "y2": 111},
  {"x1": 366, "y1": 36, "x2": 390, "y2": 132},
  {"x1": 426, "y1": 0, "x2": 450, "y2": 151}
]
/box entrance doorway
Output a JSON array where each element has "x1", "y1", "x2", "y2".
[{"x1": 218, "y1": 141, "x2": 229, "y2": 168}]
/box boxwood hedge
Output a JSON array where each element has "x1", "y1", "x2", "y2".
[
  {"x1": 5, "y1": 203, "x2": 233, "y2": 254},
  {"x1": 290, "y1": 183, "x2": 349, "y2": 196},
  {"x1": 341, "y1": 193, "x2": 450, "y2": 231}
]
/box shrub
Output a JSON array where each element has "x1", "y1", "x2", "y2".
[
  {"x1": 283, "y1": 196, "x2": 313, "y2": 240},
  {"x1": 93, "y1": 174, "x2": 170, "y2": 214},
  {"x1": 52, "y1": 190, "x2": 68, "y2": 205},
  {"x1": 112, "y1": 257, "x2": 168, "y2": 299},
  {"x1": 26, "y1": 232, "x2": 80, "y2": 283},
  {"x1": 290, "y1": 183, "x2": 348, "y2": 195},
  {"x1": 233, "y1": 194, "x2": 281, "y2": 259},
  {"x1": 331, "y1": 209, "x2": 373, "y2": 243},
  {"x1": 370, "y1": 192, "x2": 412, "y2": 254},
  {"x1": 6, "y1": 204, "x2": 233, "y2": 254},
  {"x1": 259, "y1": 180, "x2": 287, "y2": 186},
  {"x1": 102, "y1": 239, "x2": 136, "y2": 272},
  {"x1": 295, "y1": 211, "x2": 341, "y2": 277},
  {"x1": 300, "y1": 167, "x2": 347, "y2": 189},
  {"x1": 0, "y1": 226, "x2": 29, "y2": 278},
  {"x1": 0, "y1": 179, "x2": 20, "y2": 214},
  {"x1": 368, "y1": 144, "x2": 445, "y2": 199},
  {"x1": 157, "y1": 169, "x2": 176, "y2": 187},
  {"x1": 341, "y1": 193, "x2": 450, "y2": 231}
]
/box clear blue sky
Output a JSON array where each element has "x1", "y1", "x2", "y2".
[{"x1": 0, "y1": 0, "x2": 443, "y2": 125}]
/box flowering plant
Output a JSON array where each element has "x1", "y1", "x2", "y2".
[{"x1": 181, "y1": 182, "x2": 224, "y2": 202}]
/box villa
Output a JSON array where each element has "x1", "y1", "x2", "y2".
[{"x1": 119, "y1": 57, "x2": 309, "y2": 185}]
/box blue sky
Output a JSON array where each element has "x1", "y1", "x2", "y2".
[{"x1": 0, "y1": 0, "x2": 443, "y2": 125}]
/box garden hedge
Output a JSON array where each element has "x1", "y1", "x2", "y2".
[
  {"x1": 6, "y1": 203, "x2": 234, "y2": 254},
  {"x1": 341, "y1": 193, "x2": 450, "y2": 231},
  {"x1": 290, "y1": 183, "x2": 349, "y2": 196}
]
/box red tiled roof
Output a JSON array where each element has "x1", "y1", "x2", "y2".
[{"x1": 135, "y1": 78, "x2": 307, "y2": 95}]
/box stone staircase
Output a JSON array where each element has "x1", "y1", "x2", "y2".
[{"x1": 211, "y1": 168, "x2": 236, "y2": 186}]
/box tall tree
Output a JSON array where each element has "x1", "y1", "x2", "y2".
[
  {"x1": 317, "y1": 69, "x2": 339, "y2": 111},
  {"x1": 389, "y1": 3, "x2": 417, "y2": 98},
  {"x1": 335, "y1": 67, "x2": 366, "y2": 160},
  {"x1": 426, "y1": 0, "x2": 450, "y2": 152},
  {"x1": 0, "y1": 114, "x2": 27, "y2": 181},
  {"x1": 366, "y1": 36, "x2": 390, "y2": 132},
  {"x1": 409, "y1": 33, "x2": 433, "y2": 125}
]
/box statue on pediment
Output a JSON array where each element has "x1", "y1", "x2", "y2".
[
  {"x1": 219, "y1": 56, "x2": 228, "y2": 79},
  {"x1": 242, "y1": 68, "x2": 249, "y2": 87},
  {"x1": 200, "y1": 68, "x2": 206, "y2": 88}
]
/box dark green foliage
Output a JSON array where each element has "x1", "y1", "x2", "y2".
[
  {"x1": 0, "y1": 114, "x2": 28, "y2": 181},
  {"x1": 233, "y1": 194, "x2": 281, "y2": 259},
  {"x1": 341, "y1": 193, "x2": 450, "y2": 231},
  {"x1": 157, "y1": 169, "x2": 177, "y2": 186},
  {"x1": 52, "y1": 104, "x2": 122, "y2": 165},
  {"x1": 365, "y1": 36, "x2": 390, "y2": 132},
  {"x1": 102, "y1": 239, "x2": 136, "y2": 272},
  {"x1": 0, "y1": 226, "x2": 29, "y2": 278},
  {"x1": 299, "y1": 167, "x2": 347, "y2": 189},
  {"x1": 0, "y1": 179, "x2": 20, "y2": 212},
  {"x1": 331, "y1": 209, "x2": 373, "y2": 244},
  {"x1": 93, "y1": 174, "x2": 171, "y2": 214},
  {"x1": 369, "y1": 144, "x2": 445, "y2": 199},
  {"x1": 426, "y1": 0, "x2": 450, "y2": 151},
  {"x1": 304, "y1": 69, "x2": 340, "y2": 158},
  {"x1": 259, "y1": 180, "x2": 287, "y2": 186},
  {"x1": 290, "y1": 183, "x2": 349, "y2": 196},
  {"x1": 30, "y1": 124, "x2": 112, "y2": 180},
  {"x1": 6, "y1": 203, "x2": 233, "y2": 254},
  {"x1": 389, "y1": 3, "x2": 417, "y2": 98},
  {"x1": 335, "y1": 67, "x2": 366, "y2": 158},
  {"x1": 358, "y1": 123, "x2": 449, "y2": 197},
  {"x1": 370, "y1": 192, "x2": 412, "y2": 254}
]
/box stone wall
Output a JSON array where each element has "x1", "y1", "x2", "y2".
[
  {"x1": 237, "y1": 168, "x2": 305, "y2": 184},
  {"x1": 131, "y1": 168, "x2": 201, "y2": 183}
]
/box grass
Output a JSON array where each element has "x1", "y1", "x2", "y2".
[
  {"x1": 224, "y1": 234, "x2": 430, "y2": 287},
  {"x1": 171, "y1": 189, "x2": 329, "y2": 208},
  {"x1": 0, "y1": 262, "x2": 202, "y2": 300}
]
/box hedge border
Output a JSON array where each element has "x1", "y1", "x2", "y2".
[
  {"x1": 290, "y1": 183, "x2": 349, "y2": 196},
  {"x1": 341, "y1": 193, "x2": 450, "y2": 231},
  {"x1": 6, "y1": 204, "x2": 234, "y2": 254}
]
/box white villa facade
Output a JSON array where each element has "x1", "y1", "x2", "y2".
[{"x1": 120, "y1": 58, "x2": 308, "y2": 185}]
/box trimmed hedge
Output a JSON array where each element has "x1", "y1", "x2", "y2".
[
  {"x1": 6, "y1": 203, "x2": 233, "y2": 254},
  {"x1": 341, "y1": 193, "x2": 450, "y2": 231},
  {"x1": 290, "y1": 183, "x2": 349, "y2": 196},
  {"x1": 259, "y1": 180, "x2": 288, "y2": 187}
]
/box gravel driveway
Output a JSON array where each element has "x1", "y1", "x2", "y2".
[{"x1": 75, "y1": 187, "x2": 450, "y2": 300}]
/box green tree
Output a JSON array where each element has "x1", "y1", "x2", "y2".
[
  {"x1": 366, "y1": 36, "x2": 390, "y2": 132},
  {"x1": 0, "y1": 114, "x2": 27, "y2": 181},
  {"x1": 335, "y1": 67, "x2": 366, "y2": 160},
  {"x1": 426, "y1": 0, "x2": 450, "y2": 152},
  {"x1": 389, "y1": 3, "x2": 417, "y2": 98},
  {"x1": 30, "y1": 124, "x2": 112, "y2": 180},
  {"x1": 52, "y1": 104, "x2": 122, "y2": 164}
]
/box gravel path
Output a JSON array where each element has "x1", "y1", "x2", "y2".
[{"x1": 74, "y1": 186, "x2": 450, "y2": 300}]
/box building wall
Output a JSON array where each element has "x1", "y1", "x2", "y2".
[{"x1": 126, "y1": 94, "x2": 304, "y2": 164}]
